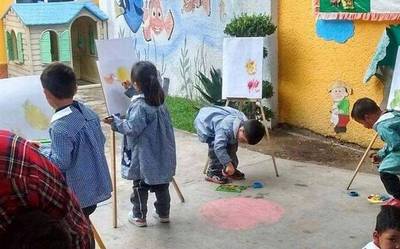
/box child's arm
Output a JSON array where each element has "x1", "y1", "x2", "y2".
[
  {"x1": 45, "y1": 131, "x2": 74, "y2": 172},
  {"x1": 214, "y1": 129, "x2": 234, "y2": 174},
  {"x1": 377, "y1": 125, "x2": 400, "y2": 160},
  {"x1": 111, "y1": 105, "x2": 148, "y2": 138}
]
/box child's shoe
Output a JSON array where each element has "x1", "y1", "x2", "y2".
[
  {"x1": 227, "y1": 169, "x2": 245, "y2": 180},
  {"x1": 205, "y1": 174, "x2": 230, "y2": 184},
  {"x1": 128, "y1": 211, "x2": 147, "y2": 227},
  {"x1": 383, "y1": 197, "x2": 400, "y2": 208},
  {"x1": 153, "y1": 213, "x2": 170, "y2": 223}
]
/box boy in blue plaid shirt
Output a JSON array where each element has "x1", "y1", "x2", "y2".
[{"x1": 39, "y1": 62, "x2": 112, "y2": 218}]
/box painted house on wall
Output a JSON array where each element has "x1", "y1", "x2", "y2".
[{"x1": 2, "y1": 1, "x2": 107, "y2": 83}]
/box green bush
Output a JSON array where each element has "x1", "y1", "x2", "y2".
[{"x1": 224, "y1": 14, "x2": 277, "y2": 37}]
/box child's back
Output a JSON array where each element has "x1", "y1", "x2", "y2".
[
  {"x1": 114, "y1": 95, "x2": 176, "y2": 184},
  {"x1": 194, "y1": 106, "x2": 247, "y2": 143},
  {"x1": 47, "y1": 101, "x2": 112, "y2": 208},
  {"x1": 39, "y1": 62, "x2": 112, "y2": 212},
  {"x1": 373, "y1": 111, "x2": 400, "y2": 175},
  {"x1": 104, "y1": 61, "x2": 176, "y2": 227}
]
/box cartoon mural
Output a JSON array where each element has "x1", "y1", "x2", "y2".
[
  {"x1": 104, "y1": 0, "x2": 271, "y2": 97},
  {"x1": 329, "y1": 81, "x2": 352, "y2": 133},
  {"x1": 182, "y1": 0, "x2": 211, "y2": 16},
  {"x1": 143, "y1": 0, "x2": 174, "y2": 41},
  {"x1": 115, "y1": 0, "x2": 144, "y2": 33}
]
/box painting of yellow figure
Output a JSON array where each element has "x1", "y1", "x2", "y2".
[
  {"x1": 245, "y1": 60, "x2": 257, "y2": 75},
  {"x1": 0, "y1": 75, "x2": 53, "y2": 140},
  {"x1": 116, "y1": 67, "x2": 130, "y2": 82},
  {"x1": 23, "y1": 100, "x2": 50, "y2": 130},
  {"x1": 96, "y1": 38, "x2": 137, "y2": 116}
]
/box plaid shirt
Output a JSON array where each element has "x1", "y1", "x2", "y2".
[{"x1": 0, "y1": 130, "x2": 91, "y2": 249}]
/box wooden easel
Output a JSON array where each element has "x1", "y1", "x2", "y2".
[{"x1": 203, "y1": 98, "x2": 279, "y2": 177}]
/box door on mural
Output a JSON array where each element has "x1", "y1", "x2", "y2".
[{"x1": 71, "y1": 16, "x2": 100, "y2": 84}]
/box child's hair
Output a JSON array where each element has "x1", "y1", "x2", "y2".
[
  {"x1": 131, "y1": 61, "x2": 164, "y2": 106},
  {"x1": 40, "y1": 62, "x2": 77, "y2": 99},
  {"x1": 1, "y1": 210, "x2": 72, "y2": 249},
  {"x1": 351, "y1": 97, "x2": 381, "y2": 121},
  {"x1": 243, "y1": 119, "x2": 266, "y2": 145},
  {"x1": 375, "y1": 205, "x2": 400, "y2": 233}
]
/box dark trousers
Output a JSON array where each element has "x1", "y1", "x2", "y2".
[
  {"x1": 130, "y1": 180, "x2": 170, "y2": 219},
  {"x1": 381, "y1": 172, "x2": 400, "y2": 199},
  {"x1": 82, "y1": 205, "x2": 97, "y2": 249},
  {"x1": 207, "y1": 142, "x2": 238, "y2": 177}
]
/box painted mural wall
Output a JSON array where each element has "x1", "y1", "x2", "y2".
[
  {"x1": 278, "y1": 1, "x2": 395, "y2": 147},
  {"x1": 100, "y1": 0, "x2": 274, "y2": 100}
]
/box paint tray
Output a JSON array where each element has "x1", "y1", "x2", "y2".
[{"x1": 216, "y1": 184, "x2": 248, "y2": 193}]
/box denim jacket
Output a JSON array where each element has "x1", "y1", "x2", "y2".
[
  {"x1": 374, "y1": 111, "x2": 400, "y2": 174},
  {"x1": 111, "y1": 96, "x2": 176, "y2": 185},
  {"x1": 41, "y1": 101, "x2": 112, "y2": 208},
  {"x1": 194, "y1": 106, "x2": 247, "y2": 166}
]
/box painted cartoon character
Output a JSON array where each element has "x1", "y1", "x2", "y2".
[
  {"x1": 329, "y1": 81, "x2": 352, "y2": 133},
  {"x1": 143, "y1": 0, "x2": 175, "y2": 41},
  {"x1": 330, "y1": 0, "x2": 354, "y2": 9},
  {"x1": 182, "y1": 0, "x2": 211, "y2": 16},
  {"x1": 115, "y1": 0, "x2": 144, "y2": 33}
]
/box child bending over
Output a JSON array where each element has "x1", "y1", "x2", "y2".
[
  {"x1": 352, "y1": 98, "x2": 400, "y2": 207},
  {"x1": 194, "y1": 106, "x2": 265, "y2": 184}
]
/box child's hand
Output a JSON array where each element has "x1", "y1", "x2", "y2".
[
  {"x1": 223, "y1": 162, "x2": 235, "y2": 176},
  {"x1": 103, "y1": 116, "x2": 114, "y2": 125},
  {"x1": 370, "y1": 152, "x2": 381, "y2": 164},
  {"x1": 121, "y1": 80, "x2": 131, "y2": 90}
]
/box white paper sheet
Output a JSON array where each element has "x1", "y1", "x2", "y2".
[
  {"x1": 222, "y1": 37, "x2": 263, "y2": 99},
  {"x1": 96, "y1": 38, "x2": 137, "y2": 115},
  {"x1": 0, "y1": 75, "x2": 53, "y2": 140}
]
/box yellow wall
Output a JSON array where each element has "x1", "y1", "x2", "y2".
[
  {"x1": 0, "y1": 0, "x2": 14, "y2": 65},
  {"x1": 278, "y1": 1, "x2": 396, "y2": 146}
]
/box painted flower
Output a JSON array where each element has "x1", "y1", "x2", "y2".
[{"x1": 245, "y1": 60, "x2": 257, "y2": 75}]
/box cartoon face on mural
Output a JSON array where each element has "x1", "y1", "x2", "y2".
[
  {"x1": 143, "y1": 0, "x2": 175, "y2": 41},
  {"x1": 115, "y1": 0, "x2": 144, "y2": 33},
  {"x1": 182, "y1": 0, "x2": 211, "y2": 16},
  {"x1": 329, "y1": 81, "x2": 352, "y2": 133}
]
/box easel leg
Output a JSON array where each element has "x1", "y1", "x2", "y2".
[
  {"x1": 258, "y1": 101, "x2": 279, "y2": 177},
  {"x1": 172, "y1": 177, "x2": 185, "y2": 203},
  {"x1": 92, "y1": 223, "x2": 106, "y2": 249},
  {"x1": 111, "y1": 131, "x2": 118, "y2": 228},
  {"x1": 346, "y1": 133, "x2": 378, "y2": 190}
]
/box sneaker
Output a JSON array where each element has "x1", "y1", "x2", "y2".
[
  {"x1": 383, "y1": 198, "x2": 400, "y2": 208},
  {"x1": 128, "y1": 211, "x2": 147, "y2": 227},
  {"x1": 152, "y1": 213, "x2": 170, "y2": 223},
  {"x1": 205, "y1": 175, "x2": 230, "y2": 184}
]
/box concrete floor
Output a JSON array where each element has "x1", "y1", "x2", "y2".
[
  {"x1": 76, "y1": 85, "x2": 385, "y2": 249},
  {"x1": 90, "y1": 131, "x2": 385, "y2": 249}
]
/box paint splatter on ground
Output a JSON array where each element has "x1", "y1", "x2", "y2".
[{"x1": 200, "y1": 197, "x2": 284, "y2": 230}]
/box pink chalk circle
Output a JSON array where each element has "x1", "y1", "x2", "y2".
[{"x1": 200, "y1": 197, "x2": 284, "y2": 230}]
